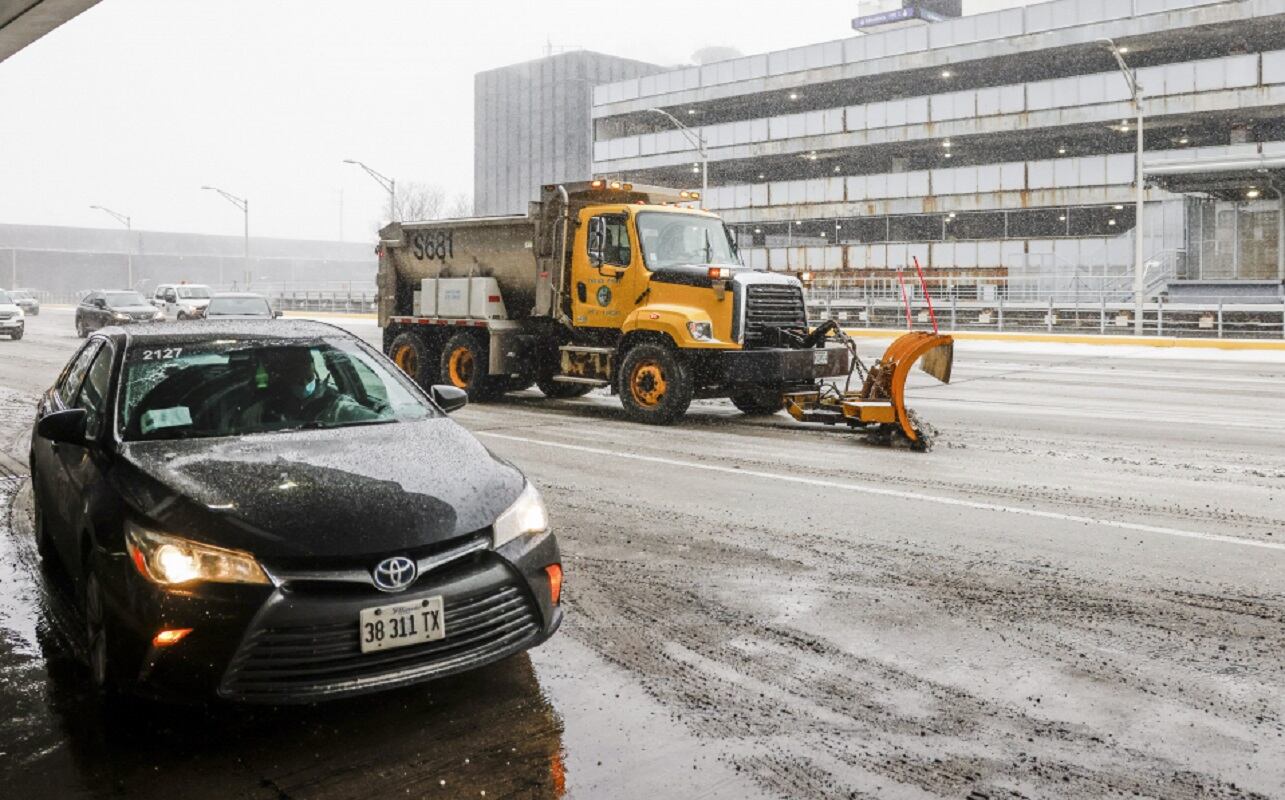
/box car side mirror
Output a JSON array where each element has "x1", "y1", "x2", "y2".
[
  {"x1": 273, "y1": 310, "x2": 283, "y2": 318},
  {"x1": 38, "y1": 408, "x2": 88, "y2": 446},
  {"x1": 587, "y1": 217, "x2": 606, "y2": 267},
  {"x1": 92, "y1": 298, "x2": 106, "y2": 309},
  {"x1": 430, "y1": 385, "x2": 468, "y2": 414}
]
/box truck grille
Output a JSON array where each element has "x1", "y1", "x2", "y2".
[
  {"x1": 742, "y1": 284, "x2": 807, "y2": 347},
  {"x1": 220, "y1": 584, "x2": 539, "y2": 702}
]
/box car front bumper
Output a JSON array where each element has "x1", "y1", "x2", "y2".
[
  {"x1": 0, "y1": 317, "x2": 23, "y2": 332},
  {"x1": 101, "y1": 530, "x2": 562, "y2": 703}
]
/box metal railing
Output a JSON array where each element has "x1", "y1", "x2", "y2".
[{"x1": 806, "y1": 275, "x2": 1285, "y2": 339}]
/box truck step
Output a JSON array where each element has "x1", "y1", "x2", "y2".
[
  {"x1": 552, "y1": 376, "x2": 610, "y2": 386},
  {"x1": 558, "y1": 345, "x2": 616, "y2": 355}
]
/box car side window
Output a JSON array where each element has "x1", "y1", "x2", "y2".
[
  {"x1": 56, "y1": 341, "x2": 103, "y2": 408},
  {"x1": 75, "y1": 344, "x2": 115, "y2": 438},
  {"x1": 164, "y1": 289, "x2": 177, "y2": 302},
  {"x1": 83, "y1": 292, "x2": 100, "y2": 307}
]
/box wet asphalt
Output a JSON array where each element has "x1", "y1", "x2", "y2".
[{"x1": 0, "y1": 309, "x2": 1283, "y2": 799}]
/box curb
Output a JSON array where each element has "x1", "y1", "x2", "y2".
[{"x1": 841, "y1": 328, "x2": 1285, "y2": 351}]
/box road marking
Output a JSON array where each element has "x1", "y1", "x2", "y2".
[{"x1": 477, "y1": 431, "x2": 1285, "y2": 553}]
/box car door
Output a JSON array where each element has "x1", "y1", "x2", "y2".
[
  {"x1": 59, "y1": 340, "x2": 117, "y2": 583},
  {"x1": 33, "y1": 339, "x2": 103, "y2": 564},
  {"x1": 77, "y1": 293, "x2": 97, "y2": 331},
  {"x1": 162, "y1": 287, "x2": 178, "y2": 318}
]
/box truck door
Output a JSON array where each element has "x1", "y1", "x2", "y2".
[{"x1": 572, "y1": 211, "x2": 640, "y2": 329}]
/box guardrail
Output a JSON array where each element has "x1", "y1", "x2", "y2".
[{"x1": 806, "y1": 277, "x2": 1285, "y2": 339}]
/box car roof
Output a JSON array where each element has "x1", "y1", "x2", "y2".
[
  {"x1": 94, "y1": 318, "x2": 350, "y2": 347},
  {"x1": 211, "y1": 292, "x2": 267, "y2": 299}
]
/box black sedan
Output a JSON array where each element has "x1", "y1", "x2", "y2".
[
  {"x1": 76, "y1": 290, "x2": 165, "y2": 337},
  {"x1": 29, "y1": 320, "x2": 562, "y2": 703}
]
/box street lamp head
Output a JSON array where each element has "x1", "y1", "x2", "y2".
[{"x1": 342, "y1": 159, "x2": 358, "y2": 165}]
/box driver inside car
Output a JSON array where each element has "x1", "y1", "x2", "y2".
[{"x1": 237, "y1": 346, "x2": 379, "y2": 429}]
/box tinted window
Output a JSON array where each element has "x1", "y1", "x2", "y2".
[
  {"x1": 83, "y1": 292, "x2": 102, "y2": 306},
  {"x1": 105, "y1": 291, "x2": 148, "y2": 308},
  {"x1": 56, "y1": 341, "x2": 103, "y2": 407},
  {"x1": 119, "y1": 338, "x2": 438, "y2": 441},
  {"x1": 76, "y1": 345, "x2": 115, "y2": 438}
]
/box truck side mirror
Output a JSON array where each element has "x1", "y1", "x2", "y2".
[{"x1": 587, "y1": 217, "x2": 606, "y2": 267}]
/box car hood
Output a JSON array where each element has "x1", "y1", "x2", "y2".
[
  {"x1": 107, "y1": 304, "x2": 158, "y2": 314},
  {"x1": 205, "y1": 312, "x2": 271, "y2": 319},
  {"x1": 114, "y1": 418, "x2": 525, "y2": 561},
  {"x1": 0, "y1": 303, "x2": 19, "y2": 313}
]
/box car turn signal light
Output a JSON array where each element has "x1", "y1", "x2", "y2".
[
  {"x1": 545, "y1": 564, "x2": 563, "y2": 605},
  {"x1": 152, "y1": 628, "x2": 193, "y2": 647}
]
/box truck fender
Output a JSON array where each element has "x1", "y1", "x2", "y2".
[{"x1": 622, "y1": 304, "x2": 713, "y2": 349}]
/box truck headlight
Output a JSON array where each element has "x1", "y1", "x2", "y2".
[
  {"x1": 686, "y1": 321, "x2": 713, "y2": 341},
  {"x1": 126, "y1": 521, "x2": 270, "y2": 586},
  {"x1": 492, "y1": 482, "x2": 548, "y2": 548}
]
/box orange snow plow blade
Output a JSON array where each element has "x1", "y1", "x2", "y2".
[{"x1": 783, "y1": 331, "x2": 954, "y2": 450}]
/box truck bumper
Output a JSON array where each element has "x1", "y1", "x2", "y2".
[{"x1": 719, "y1": 344, "x2": 850, "y2": 385}]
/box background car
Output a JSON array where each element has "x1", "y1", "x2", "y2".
[
  {"x1": 27, "y1": 320, "x2": 562, "y2": 702},
  {"x1": 0, "y1": 289, "x2": 25, "y2": 339},
  {"x1": 75, "y1": 290, "x2": 165, "y2": 337},
  {"x1": 10, "y1": 288, "x2": 40, "y2": 316},
  {"x1": 152, "y1": 283, "x2": 213, "y2": 319},
  {"x1": 198, "y1": 292, "x2": 282, "y2": 320}
]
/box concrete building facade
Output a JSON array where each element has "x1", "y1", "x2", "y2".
[
  {"x1": 588, "y1": 0, "x2": 1285, "y2": 299},
  {"x1": 474, "y1": 50, "x2": 663, "y2": 217}
]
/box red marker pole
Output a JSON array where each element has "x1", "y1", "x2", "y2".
[
  {"x1": 912, "y1": 256, "x2": 939, "y2": 334},
  {"x1": 896, "y1": 268, "x2": 913, "y2": 330}
]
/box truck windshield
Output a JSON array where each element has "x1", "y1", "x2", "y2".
[{"x1": 636, "y1": 212, "x2": 739, "y2": 270}]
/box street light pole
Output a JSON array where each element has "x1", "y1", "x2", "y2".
[
  {"x1": 89, "y1": 205, "x2": 133, "y2": 289},
  {"x1": 343, "y1": 159, "x2": 396, "y2": 221},
  {"x1": 201, "y1": 186, "x2": 248, "y2": 289},
  {"x1": 1103, "y1": 38, "x2": 1146, "y2": 335},
  {"x1": 646, "y1": 108, "x2": 708, "y2": 199}
]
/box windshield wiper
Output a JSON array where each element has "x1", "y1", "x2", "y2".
[{"x1": 703, "y1": 228, "x2": 713, "y2": 264}]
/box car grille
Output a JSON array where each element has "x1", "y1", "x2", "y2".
[
  {"x1": 220, "y1": 583, "x2": 539, "y2": 702},
  {"x1": 131, "y1": 312, "x2": 155, "y2": 321},
  {"x1": 0, "y1": 312, "x2": 13, "y2": 320},
  {"x1": 742, "y1": 283, "x2": 807, "y2": 347}
]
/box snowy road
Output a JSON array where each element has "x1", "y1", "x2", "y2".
[{"x1": 1, "y1": 309, "x2": 1282, "y2": 798}]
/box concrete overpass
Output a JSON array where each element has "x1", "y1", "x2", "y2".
[{"x1": 1, "y1": 0, "x2": 98, "y2": 63}]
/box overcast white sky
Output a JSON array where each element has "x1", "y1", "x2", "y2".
[{"x1": 0, "y1": 0, "x2": 1029, "y2": 242}]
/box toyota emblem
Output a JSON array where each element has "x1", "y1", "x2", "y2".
[{"x1": 372, "y1": 556, "x2": 417, "y2": 592}]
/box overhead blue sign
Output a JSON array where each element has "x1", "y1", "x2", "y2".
[{"x1": 851, "y1": 5, "x2": 948, "y2": 30}]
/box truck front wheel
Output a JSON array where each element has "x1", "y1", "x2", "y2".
[
  {"x1": 441, "y1": 332, "x2": 498, "y2": 401},
  {"x1": 617, "y1": 343, "x2": 693, "y2": 425},
  {"x1": 388, "y1": 332, "x2": 440, "y2": 388}
]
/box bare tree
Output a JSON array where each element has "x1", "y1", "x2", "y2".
[
  {"x1": 447, "y1": 192, "x2": 473, "y2": 218},
  {"x1": 394, "y1": 182, "x2": 446, "y2": 222}
]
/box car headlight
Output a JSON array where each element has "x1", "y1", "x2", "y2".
[
  {"x1": 112, "y1": 312, "x2": 130, "y2": 321},
  {"x1": 686, "y1": 321, "x2": 713, "y2": 341},
  {"x1": 492, "y1": 482, "x2": 548, "y2": 548},
  {"x1": 14, "y1": 308, "x2": 23, "y2": 319},
  {"x1": 126, "y1": 520, "x2": 270, "y2": 586},
  {"x1": 152, "y1": 310, "x2": 166, "y2": 320}
]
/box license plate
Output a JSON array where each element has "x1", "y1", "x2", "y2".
[
  {"x1": 359, "y1": 596, "x2": 445, "y2": 653},
  {"x1": 813, "y1": 349, "x2": 829, "y2": 365}
]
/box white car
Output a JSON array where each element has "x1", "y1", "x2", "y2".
[
  {"x1": 152, "y1": 283, "x2": 213, "y2": 319},
  {"x1": 0, "y1": 289, "x2": 26, "y2": 340}
]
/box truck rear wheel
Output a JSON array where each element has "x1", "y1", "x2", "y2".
[
  {"x1": 441, "y1": 332, "x2": 498, "y2": 401},
  {"x1": 617, "y1": 343, "x2": 693, "y2": 425},
  {"x1": 730, "y1": 387, "x2": 785, "y2": 415},
  {"x1": 388, "y1": 332, "x2": 440, "y2": 388}
]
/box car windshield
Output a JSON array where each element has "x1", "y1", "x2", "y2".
[
  {"x1": 635, "y1": 212, "x2": 739, "y2": 270},
  {"x1": 10, "y1": 290, "x2": 30, "y2": 300},
  {"x1": 119, "y1": 338, "x2": 438, "y2": 441},
  {"x1": 0, "y1": 291, "x2": 11, "y2": 305},
  {"x1": 207, "y1": 297, "x2": 271, "y2": 316},
  {"x1": 105, "y1": 291, "x2": 149, "y2": 308},
  {"x1": 177, "y1": 286, "x2": 211, "y2": 299}
]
